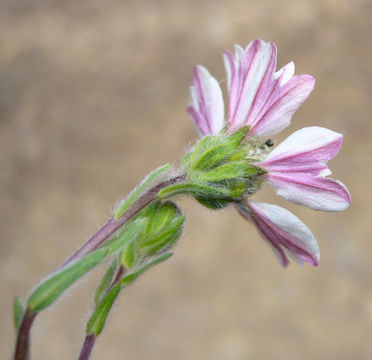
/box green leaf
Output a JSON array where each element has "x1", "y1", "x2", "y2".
[
  {"x1": 114, "y1": 163, "x2": 172, "y2": 219},
  {"x1": 101, "y1": 219, "x2": 145, "y2": 255},
  {"x1": 121, "y1": 253, "x2": 173, "y2": 288},
  {"x1": 13, "y1": 296, "x2": 25, "y2": 332},
  {"x1": 157, "y1": 183, "x2": 231, "y2": 199},
  {"x1": 27, "y1": 248, "x2": 108, "y2": 313},
  {"x1": 94, "y1": 258, "x2": 118, "y2": 306},
  {"x1": 86, "y1": 283, "x2": 121, "y2": 336},
  {"x1": 139, "y1": 216, "x2": 185, "y2": 255}
]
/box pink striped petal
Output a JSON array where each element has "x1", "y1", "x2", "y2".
[
  {"x1": 239, "y1": 202, "x2": 320, "y2": 267},
  {"x1": 259, "y1": 126, "x2": 351, "y2": 211},
  {"x1": 265, "y1": 173, "x2": 351, "y2": 212},
  {"x1": 260, "y1": 127, "x2": 344, "y2": 174},
  {"x1": 187, "y1": 65, "x2": 224, "y2": 135},
  {"x1": 223, "y1": 39, "x2": 315, "y2": 136},
  {"x1": 249, "y1": 74, "x2": 315, "y2": 136}
]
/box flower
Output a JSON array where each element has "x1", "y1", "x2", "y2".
[
  {"x1": 188, "y1": 39, "x2": 315, "y2": 136},
  {"x1": 187, "y1": 39, "x2": 350, "y2": 266}
]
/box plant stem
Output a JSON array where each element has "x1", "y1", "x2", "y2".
[
  {"x1": 14, "y1": 309, "x2": 37, "y2": 360},
  {"x1": 14, "y1": 174, "x2": 186, "y2": 360},
  {"x1": 78, "y1": 334, "x2": 96, "y2": 360},
  {"x1": 62, "y1": 174, "x2": 186, "y2": 268}
]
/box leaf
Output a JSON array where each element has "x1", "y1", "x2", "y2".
[
  {"x1": 13, "y1": 296, "x2": 25, "y2": 332},
  {"x1": 157, "y1": 183, "x2": 231, "y2": 200},
  {"x1": 121, "y1": 253, "x2": 173, "y2": 288},
  {"x1": 94, "y1": 258, "x2": 118, "y2": 306},
  {"x1": 27, "y1": 248, "x2": 108, "y2": 313},
  {"x1": 114, "y1": 163, "x2": 172, "y2": 219},
  {"x1": 86, "y1": 283, "x2": 121, "y2": 336}
]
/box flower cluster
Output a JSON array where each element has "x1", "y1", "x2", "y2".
[{"x1": 187, "y1": 39, "x2": 350, "y2": 266}]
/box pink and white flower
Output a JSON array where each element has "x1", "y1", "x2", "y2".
[{"x1": 187, "y1": 39, "x2": 350, "y2": 266}]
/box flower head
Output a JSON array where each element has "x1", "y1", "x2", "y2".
[{"x1": 186, "y1": 39, "x2": 350, "y2": 267}]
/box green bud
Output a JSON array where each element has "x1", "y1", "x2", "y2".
[
  {"x1": 120, "y1": 240, "x2": 136, "y2": 269},
  {"x1": 139, "y1": 216, "x2": 185, "y2": 255},
  {"x1": 28, "y1": 248, "x2": 108, "y2": 313}
]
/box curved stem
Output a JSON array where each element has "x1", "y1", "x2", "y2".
[
  {"x1": 62, "y1": 174, "x2": 186, "y2": 268},
  {"x1": 14, "y1": 309, "x2": 37, "y2": 360},
  {"x1": 78, "y1": 334, "x2": 96, "y2": 360}
]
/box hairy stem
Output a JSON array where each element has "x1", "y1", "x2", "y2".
[
  {"x1": 62, "y1": 174, "x2": 186, "y2": 268},
  {"x1": 14, "y1": 309, "x2": 37, "y2": 360}
]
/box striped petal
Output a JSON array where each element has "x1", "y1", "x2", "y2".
[
  {"x1": 265, "y1": 174, "x2": 350, "y2": 212},
  {"x1": 187, "y1": 65, "x2": 224, "y2": 135},
  {"x1": 260, "y1": 127, "x2": 351, "y2": 211},
  {"x1": 238, "y1": 202, "x2": 320, "y2": 267},
  {"x1": 223, "y1": 39, "x2": 315, "y2": 136}
]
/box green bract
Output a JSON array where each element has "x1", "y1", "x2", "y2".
[{"x1": 161, "y1": 127, "x2": 263, "y2": 209}]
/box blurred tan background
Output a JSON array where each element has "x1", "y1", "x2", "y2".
[{"x1": 1, "y1": 0, "x2": 371, "y2": 359}]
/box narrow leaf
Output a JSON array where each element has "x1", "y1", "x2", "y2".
[
  {"x1": 114, "y1": 163, "x2": 172, "y2": 219},
  {"x1": 86, "y1": 283, "x2": 121, "y2": 336},
  {"x1": 13, "y1": 296, "x2": 25, "y2": 332},
  {"x1": 94, "y1": 258, "x2": 118, "y2": 306},
  {"x1": 121, "y1": 253, "x2": 173, "y2": 288},
  {"x1": 27, "y1": 248, "x2": 108, "y2": 313}
]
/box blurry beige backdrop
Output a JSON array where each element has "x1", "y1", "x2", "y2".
[{"x1": 1, "y1": 0, "x2": 371, "y2": 359}]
